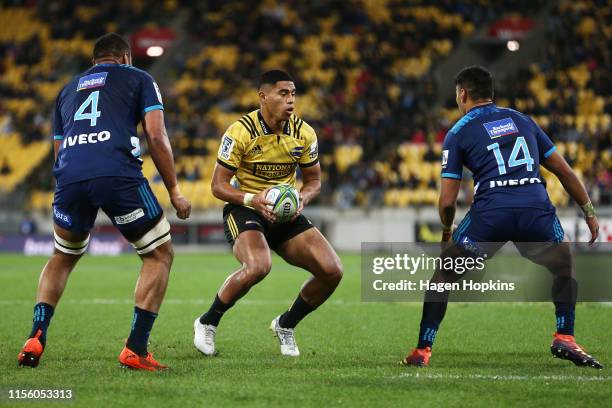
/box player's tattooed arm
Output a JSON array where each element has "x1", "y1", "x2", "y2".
[
  {"x1": 142, "y1": 109, "x2": 191, "y2": 219},
  {"x1": 439, "y1": 178, "x2": 461, "y2": 242},
  {"x1": 543, "y1": 151, "x2": 599, "y2": 243}
]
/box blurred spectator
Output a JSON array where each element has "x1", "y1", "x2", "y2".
[
  {"x1": 423, "y1": 141, "x2": 439, "y2": 163},
  {"x1": 19, "y1": 212, "x2": 37, "y2": 235},
  {"x1": 1, "y1": 158, "x2": 11, "y2": 175}
]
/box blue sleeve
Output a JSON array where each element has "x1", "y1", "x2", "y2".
[
  {"x1": 140, "y1": 72, "x2": 164, "y2": 116},
  {"x1": 52, "y1": 94, "x2": 64, "y2": 140},
  {"x1": 441, "y1": 130, "x2": 463, "y2": 179},
  {"x1": 530, "y1": 117, "x2": 556, "y2": 161}
]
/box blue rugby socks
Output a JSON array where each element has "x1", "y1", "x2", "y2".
[
  {"x1": 28, "y1": 302, "x2": 55, "y2": 347},
  {"x1": 416, "y1": 290, "x2": 449, "y2": 349},
  {"x1": 552, "y1": 276, "x2": 577, "y2": 335},
  {"x1": 126, "y1": 306, "x2": 158, "y2": 356}
]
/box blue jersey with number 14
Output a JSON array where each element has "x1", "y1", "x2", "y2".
[
  {"x1": 441, "y1": 103, "x2": 557, "y2": 211},
  {"x1": 52, "y1": 63, "x2": 164, "y2": 186}
]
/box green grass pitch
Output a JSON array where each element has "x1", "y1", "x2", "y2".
[{"x1": 0, "y1": 253, "x2": 610, "y2": 407}]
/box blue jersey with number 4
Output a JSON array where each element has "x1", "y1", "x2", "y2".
[
  {"x1": 52, "y1": 63, "x2": 164, "y2": 186},
  {"x1": 441, "y1": 103, "x2": 556, "y2": 211}
]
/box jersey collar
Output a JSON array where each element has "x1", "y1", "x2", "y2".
[
  {"x1": 467, "y1": 102, "x2": 495, "y2": 113},
  {"x1": 257, "y1": 110, "x2": 291, "y2": 135}
]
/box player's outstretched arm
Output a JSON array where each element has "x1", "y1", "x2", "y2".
[
  {"x1": 142, "y1": 109, "x2": 191, "y2": 219},
  {"x1": 211, "y1": 164, "x2": 275, "y2": 222},
  {"x1": 542, "y1": 151, "x2": 599, "y2": 243},
  {"x1": 439, "y1": 178, "x2": 461, "y2": 242}
]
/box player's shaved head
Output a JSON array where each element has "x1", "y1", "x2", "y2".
[
  {"x1": 93, "y1": 33, "x2": 131, "y2": 60},
  {"x1": 455, "y1": 66, "x2": 494, "y2": 101},
  {"x1": 259, "y1": 70, "x2": 294, "y2": 89}
]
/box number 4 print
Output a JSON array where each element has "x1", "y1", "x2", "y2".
[{"x1": 74, "y1": 91, "x2": 101, "y2": 126}]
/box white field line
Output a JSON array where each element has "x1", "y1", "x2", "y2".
[
  {"x1": 2, "y1": 299, "x2": 612, "y2": 306},
  {"x1": 396, "y1": 372, "x2": 612, "y2": 382},
  {"x1": 0, "y1": 298, "x2": 376, "y2": 306}
]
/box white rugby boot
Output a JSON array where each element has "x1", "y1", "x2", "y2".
[
  {"x1": 194, "y1": 317, "x2": 217, "y2": 356},
  {"x1": 270, "y1": 316, "x2": 300, "y2": 357}
]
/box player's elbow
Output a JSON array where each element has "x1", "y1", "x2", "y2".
[
  {"x1": 555, "y1": 166, "x2": 577, "y2": 183},
  {"x1": 438, "y1": 197, "x2": 456, "y2": 212},
  {"x1": 544, "y1": 153, "x2": 574, "y2": 181},
  {"x1": 546, "y1": 163, "x2": 576, "y2": 189},
  {"x1": 146, "y1": 131, "x2": 165, "y2": 146},
  {"x1": 310, "y1": 180, "x2": 321, "y2": 196},
  {"x1": 211, "y1": 178, "x2": 231, "y2": 201},
  {"x1": 211, "y1": 179, "x2": 223, "y2": 200}
]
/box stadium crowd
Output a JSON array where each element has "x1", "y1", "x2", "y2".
[
  {"x1": 494, "y1": 0, "x2": 611, "y2": 206},
  {"x1": 0, "y1": 0, "x2": 609, "y2": 210}
]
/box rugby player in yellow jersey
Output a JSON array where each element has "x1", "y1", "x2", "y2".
[{"x1": 193, "y1": 70, "x2": 343, "y2": 357}]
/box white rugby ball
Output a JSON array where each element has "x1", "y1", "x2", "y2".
[{"x1": 265, "y1": 184, "x2": 300, "y2": 223}]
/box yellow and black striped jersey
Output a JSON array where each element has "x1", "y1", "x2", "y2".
[{"x1": 216, "y1": 109, "x2": 318, "y2": 193}]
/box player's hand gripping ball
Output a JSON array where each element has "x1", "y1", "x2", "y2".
[{"x1": 265, "y1": 184, "x2": 300, "y2": 223}]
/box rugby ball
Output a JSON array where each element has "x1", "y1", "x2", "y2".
[{"x1": 265, "y1": 184, "x2": 300, "y2": 223}]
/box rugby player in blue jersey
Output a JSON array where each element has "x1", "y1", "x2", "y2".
[
  {"x1": 403, "y1": 66, "x2": 602, "y2": 369},
  {"x1": 17, "y1": 33, "x2": 191, "y2": 371}
]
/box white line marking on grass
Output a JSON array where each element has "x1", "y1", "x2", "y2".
[
  {"x1": 397, "y1": 372, "x2": 612, "y2": 382},
  {"x1": 2, "y1": 299, "x2": 612, "y2": 307},
  {"x1": 0, "y1": 298, "x2": 381, "y2": 306}
]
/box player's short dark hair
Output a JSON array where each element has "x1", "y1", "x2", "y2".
[
  {"x1": 93, "y1": 33, "x2": 131, "y2": 59},
  {"x1": 259, "y1": 70, "x2": 294, "y2": 88},
  {"x1": 455, "y1": 65, "x2": 494, "y2": 101}
]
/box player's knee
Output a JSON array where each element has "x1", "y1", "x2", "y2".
[
  {"x1": 243, "y1": 256, "x2": 272, "y2": 284},
  {"x1": 158, "y1": 244, "x2": 174, "y2": 268},
  {"x1": 143, "y1": 242, "x2": 174, "y2": 270},
  {"x1": 247, "y1": 262, "x2": 272, "y2": 281},
  {"x1": 160, "y1": 243, "x2": 174, "y2": 267},
  {"x1": 52, "y1": 249, "x2": 83, "y2": 265},
  {"x1": 322, "y1": 258, "x2": 343, "y2": 286}
]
